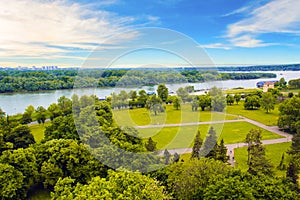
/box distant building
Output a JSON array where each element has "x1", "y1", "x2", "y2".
[{"x1": 263, "y1": 82, "x2": 275, "y2": 92}]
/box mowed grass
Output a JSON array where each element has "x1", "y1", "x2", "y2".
[
  {"x1": 224, "y1": 88, "x2": 262, "y2": 94},
  {"x1": 226, "y1": 102, "x2": 280, "y2": 126},
  {"x1": 29, "y1": 122, "x2": 50, "y2": 143},
  {"x1": 137, "y1": 122, "x2": 283, "y2": 150},
  {"x1": 235, "y1": 142, "x2": 291, "y2": 176},
  {"x1": 113, "y1": 104, "x2": 237, "y2": 127}
]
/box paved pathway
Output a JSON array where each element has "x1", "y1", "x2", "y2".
[{"x1": 134, "y1": 119, "x2": 243, "y2": 129}]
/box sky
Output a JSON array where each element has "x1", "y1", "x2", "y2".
[{"x1": 1, "y1": 0, "x2": 300, "y2": 68}]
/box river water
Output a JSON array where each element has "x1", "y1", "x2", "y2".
[{"x1": 1, "y1": 71, "x2": 299, "y2": 115}]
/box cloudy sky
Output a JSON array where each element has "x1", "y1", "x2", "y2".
[{"x1": 1, "y1": 0, "x2": 300, "y2": 67}]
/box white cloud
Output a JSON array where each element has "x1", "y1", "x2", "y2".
[
  {"x1": 227, "y1": 0, "x2": 300, "y2": 37},
  {"x1": 223, "y1": 0, "x2": 300, "y2": 48},
  {"x1": 0, "y1": 0, "x2": 143, "y2": 62},
  {"x1": 201, "y1": 43, "x2": 231, "y2": 50}
]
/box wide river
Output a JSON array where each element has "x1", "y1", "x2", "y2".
[{"x1": 1, "y1": 71, "x2": 299, "y2": 115}]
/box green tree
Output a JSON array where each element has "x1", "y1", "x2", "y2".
[
  {"x1": 129, "y1": 90, "x2": 137, "y2": 101},
  {"x1": 246, "y1": 129, "x2": 273, "y2": 176},
  {"x1": 145, "y1": 137, "x2": 157, "y2": 152},
  {"x1": 21, "y1": 112, "x2": 32, "y2": 124},
  {"x1": 173, "y1": 96, "x2": 181, "y2": 110},
  {"x1": 260, "y1": 92, "x2": 276, "y2": 113},
  {"x1": 0, "y1": 163, "x2": 25, "y2": 200},
  {"x1": 277, "y1": 153, "x2": 286, "y2": 170},
  {"x1": 191, "y1": 130, "x2": 202, "y2": 159},
  {"x1": 191, "y1": 97, "x2": 199, "y2": 111},
  {"x1": 146, "y1": 95, "x2": 164, "y2": 116},
  {"x1": 52, "y1": 170, "x2": 169, "y2": 200},
  {"x1": 198, "y1": 95, "x2": 211, "y2": 111},
  {"x1": 167, "y1": 158, "x2": 231, "y2": 199},
  {"x1": 163, "y1": 149, "x2": 171, "y2": 165},
  {"x1": 173, "y1": 152, "x2": 180, "y2": 163},
  {"x1": 157, "y1": 84, "x2": 169, "y2": 102},
  {"x1": 176, "y1": 87, "x2": 189, "y2": 103},
  {"x1": 210, "y1": 87, "x2": 226, "y2": 112},
  {"x1": 226, "y1": 94, "x2": 234, "y2": 105},
  {"x1": 201, "y1": 127, "x2": 218, "y2": 158},
  {"x1": 5, "y1": 125, "x2": 35, "y2": 149},
  {"x1": 25, "y1": 105, "x2": 35, "y2": 116},
  {"x1": 0, "y1": 147, "x2": 39, "y2": 191},
  {"x1": 137, "y1": 90, "x2": 148, "y2": 107},
  {"x1": 234, "y1": 94, "x2": 241, "y2": 104},
  {"x1": 278, "y1": 97, "x2": 300, "y2": 133},
  {"x1": 217, "y1": 139, "x2": 229, "y2": 162},
  {"x1": 0, "y1": 108, "x2": 6, "y2": 118},
  {"x1": 279, "y1": 77, "x2": 287, "y2": 89},
  {"x1": 286, "y1": 158, "x2": 299, "y2": 185},
  {"x1": 244, "y1": 95, "x2": 261, "y2": 110},
  {"x1": 36, "y1": 106, "x2": 47, "y2": 124},
  {"x1": 48, "y1": 103, "x2": 62, "y2": 121}
]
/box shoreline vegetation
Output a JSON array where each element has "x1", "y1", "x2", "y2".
[{"x1": 0, "y1": 69, "x2": 277, "y2": 93}]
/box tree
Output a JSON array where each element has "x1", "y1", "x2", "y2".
[
  {"x1": 286, "y1": 159, "x2": 299, "y2": 184},
  {"x1": 244, "y1": 95, "x2": 261, "y2": 110},
  {"x1": 163, "y1": 149, "x2": 171, "y2": 165},
  {"x1": 57, "y1": 96, "x2": 72, "y2": 116},
  {"x1": 176, "y1": 87, "x2": 189, "y2": 103},
  {"x1": 167, "y1": 158, "x2": 231, "y2": 199},
  {"x1": 245, "y1": 129, "x2": 273, "y2": 176},
  {"x1": 48, "y1": 103, "x2": 62, "y2": 121},
  {"x1": 0, "y1": 108, "x2": 6, "y2": 118},
  {"x1": 52, "y1": 170, "x2": 169, "y2": 200},
  {"x1": 288, "y1": 132, "x2": 300, "y2": 155},
  {"x1": 129, "y1": 90, "x2": 137, "y2": 101},
  {"x1": 234, "y1": 94, "x2": 241, "y2": 104},
  {"x1": 278, "y1": 97, "x2": 300, "y2": 133},
  {"x1": 277, "y1": 153, "x2": 286, "y2": 170},
  {"x1": 21, "y1": 112, "x2": 32, "y2": 124},
  {"x1": 145, "y1": 137, "x2": 157, "y2": 152},
  {"x1": 157, "y1": 84, "x2": 169, "y2": 102},
  {"x1": 146, "y1": 95, "x2": 164, "y2": 116},
  {"x1": 25, "y1": 105, "x2": 35, "y2": 116},
  {"x1": 0, "y1": 163, "x2": 25, "y2": 200},
  {"x1": 173, "y1": 152, "x2": 180, "y2": 163},
  {"x1": 210, "y1": 87, "x2": 226, "y2": 112},
  {"x1": 137, "y1": 90, "x2": 148, "y2": 107},
  {"x1": 279, "y1": 77, "x2": 287, "y2": 89},
  {"x1": 35, "y1": 106, "x2": 47, "y2": 124},
  {"x1": 216, "y1": 139, "x2": 229, "y2": 163},
  {"x1": 226, "y1": 94, "x2": 234, "y2": 105},
  {"x1": 260, "y1": 92, "x2": 276, "y2": 113},
  {"x1": 173, "y1": 96, "x2": 181, "y2": 110},
  {"x1": 0, "y1": 147, "x2": 39, "y2": 191},
  {"x1": 191, "y1": 130, "x2": 202, "y2": 159},
  {"x1": 198, "y1": 95, "x2": 211, "y2": 111},
  {"x1": 201, "y1": 127, "x2": 218, "y2": 158},
  {"x1": 4, "y1": 125, "x2": 35, "y2": 149},
  {"x1": 191, "y1": 97, "x2": 199, "y2": 111}
]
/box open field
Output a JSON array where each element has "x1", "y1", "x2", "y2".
[
  {"x1": 226, "y1": 102, "x2": 280, "y2": 126},
  {"x1": 234, "y1": 142, "x2": 291, "y2": 176},
  {"x1": 224, "y1": 88, "x2": 261, "y2": 94},
  {"x1": 29, "y1": 122, "x2": 50, "y2": 143},
  {"x1": 113, "y1": 104, "x2": 237, "y2": 126},
  {"x1": 138, "y1": 122, "x2": 283, "y2": 150}
]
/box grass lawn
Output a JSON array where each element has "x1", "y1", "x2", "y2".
[
  {"x1": 226, "y1": 102, "x2": 280, "y2": 126},
  {"x1": 29, "y1": 122, "x2": 50, "y2": 143},
  {"x1": 224, "y1": 88, "x2": 261, "y2": 94},
  {"x1": 113, "y1": 104, "x2": 236, "y2": 127},
  {"x1": 234, "y1": 142, "x2": 291, "y2": 177},
  {"x1": 138, "y1": 122, "x2": 283, "y2": 150}
]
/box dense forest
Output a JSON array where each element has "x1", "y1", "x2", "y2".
[{"x1": 0, "y1": 69, "x2": 276, "y2": 93}]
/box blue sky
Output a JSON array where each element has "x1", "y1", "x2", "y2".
[{"x1": 1, "y1": 0, "x2": 300, "y2": 67}]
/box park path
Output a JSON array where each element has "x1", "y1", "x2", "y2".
[
  {"x1": 134, "y1": 119, "x2": 243, "y2": 129},
  {"x1": 153, "y1": 113, "x2": 293, "y2": 167},
  {"x1": 28, "y1": 119, "x2": 50, "y2": 126}
]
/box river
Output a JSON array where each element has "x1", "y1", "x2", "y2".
[{"x1": 1, "y1": 71, "x2": 299, "y2": 115}]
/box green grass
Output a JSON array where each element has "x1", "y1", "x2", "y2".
[
  {"x1": 138, "y1": 122, "x2": 283, "y2": 150},
  {"x1": 226, "y1": 102, "x2": 280, "y2": 126},
  {"x1": 113, "y1": 104, "x2": 237, "y2": 127},
  {"x1": 29, "y1": 122, "x2": 50, "y2": 143},
  {"x1": 224, "y1": 88, "x2": 261, "y2": 94},
  {"x1": 234, "y1": 142, "x2": 291, "y2": 176}
]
